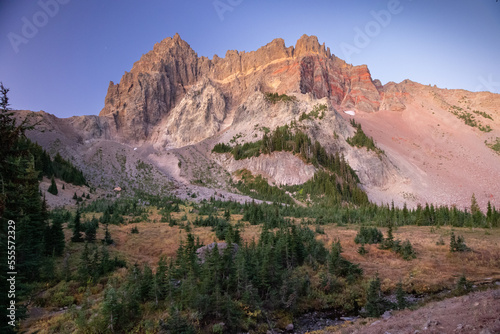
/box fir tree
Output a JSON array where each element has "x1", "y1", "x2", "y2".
[
  {"x1": 396, "y1": 281, "x2": 408, "y2": 309},
  {"x1": 84, "y1": 218, "x2": 97, "y2": 243},
  {"x1": 71, "y1": 210, "x2": 84, "y2": 242},
  {"x1": 364, "y1": 274, "x2": 390, "y2": 317},
  {"x1": 454, "y1": 274, "x2": 472, "y2": 295},
  {"x1": 101, "y1": 285, "x2": 123, "y2": 333},
  {"x1": 47, "y1": 176, "x2": 58, "y2": 195},
  {"x1": 162, "y1": 307, "x2": 195, "y2": 334},
  {"x1": 102, "y1": 223, "x2": 114, "y2": 245},
  {"x1": 45, "y1": 215, "x2": 65, "y2": 256}
]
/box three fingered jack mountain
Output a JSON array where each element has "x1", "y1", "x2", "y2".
[{"x1": 19, "y1": 34, "x2": 500, "y2": 209}]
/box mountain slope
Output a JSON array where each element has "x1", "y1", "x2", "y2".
[{"x1": 17, "y1": 34, "x2": 500, "y2": 210}]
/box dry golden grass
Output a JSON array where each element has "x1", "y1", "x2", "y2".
[
  {"x1": 68, "y1": 207, "x2": 500, "y2": 293},
  {"x1": 319, "y1": 225, "x2": 500, "y2": 293}
]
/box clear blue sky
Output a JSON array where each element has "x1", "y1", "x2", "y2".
[{"x1": 1, "y1": 0, "x2": 499, "y2": 118}]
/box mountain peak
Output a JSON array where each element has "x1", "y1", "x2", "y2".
[{"x1": 294, "y1": 34, "x2": 330, "y2": 58}]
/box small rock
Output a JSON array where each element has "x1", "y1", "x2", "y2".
[
  {"x1": 382, "y1": 311, "x2": 392, "y2": 320},
  {"x1": 456, "y1": 324, "x2": 464, "y2": 330},
  {"x1": 480, "y1": 329, "x2": 492, "y2": 334},
  {"x1": 424, "y1": 319, "x2": 439, "y2": 329},
  {"x1": 285, "y1": 323, "x2": 294, "y2": 331},
  {"x1": 370, "y1": 320, "x2": 381, "y2": 327}
]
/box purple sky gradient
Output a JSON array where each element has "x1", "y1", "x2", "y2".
[{"x1": 1, "y1": 0, "x2": 499, "y2": 117}]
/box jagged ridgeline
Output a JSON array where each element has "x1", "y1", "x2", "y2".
[
  {"x1": 213, "y1": 120, "x2": 368, "y2": 206},
  {"x1": 21, "y1": 137, "x2": 88, "y2": 186}
]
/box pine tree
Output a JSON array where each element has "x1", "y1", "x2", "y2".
[
  {"x1": 486, "y1": 201, "x2": 493, "y2": 228},
  {"x1": 0, "y1": 83, "x2": 47, "y2": 332},
  {"x1": 71, "y1": 210, "x2": 84, "y2": 242},
  {"x1": 396, "y1": 281, "x2": 408, "y2": 309},
  {"x1": 162, "y1": 307, "x2": 195, "y2": 334},
  {"x1": 102, "y1": 223, "x2": 114, "y2": 245},
  {"x1": 470, "y1": 193, "x2": 480, "y2": 215},
  {"x1": 140, "y1": 264, "x2": 154, "y2": 302},
  {"x1": 364, "y1": 274, "x2": 390, "y2": 317},
  {"x1": 101, "y1": 285, "x2": 123, "y2": 333},
  {"x1": 84, "y1": 219, "x2": 97, "y2": 243},
  {"x1": 47, "y1": 176, "x2": 58, "y2": 195},
  {"x1": 454, "y1": 274, "x2": 472, "y2": 295},
  {"x1": 45, "y1": 215, "x2": 65, "y2": 256},
  {"x1": 78, "y1": 242, "x2": 91, "y2": 282}
]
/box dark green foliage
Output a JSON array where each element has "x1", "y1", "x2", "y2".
[
  {"x1": 379, "y1": 226, "x2": 416, "y2": 260},
  {"x1": 84, "y1": 217, "x2": 98, "y2": 242},
  {"x1": 487, "y1": 137, "x2": 500, "y2": 154},
  {"x1": 47, "y1": 176, "x2": 58, "y2": 195},
  {"x1": 346, "y1": 119, "x2": 384, "y2": 155},
  {"x1": 26, "y1": 139, "x2": 88, "y2": 186},
  {"x1": 44, "y1": 214, "x2": 65, "y2": 256},
  {"x1": 450, "y1": 232, "x2": 470, "y2": 252},
  {"x1": 299, "y1": 104, "x2": 327, "y2": 121},
  {"x1": 212, "y1": 121, "x2": 367, "y2": 206},
  {"x1": 398, "y1": 240, "x2": 417, "y2": 260},
  {"x1": 154, "y1": 222, "x2": 329, "y2": 332},
  {"x1": 78, "y1": 243, "x2": 126, "y2": 283},
  {"x1": 231, "y1": 140, "x2": 263, "y2": 160},
  {"x1": 328, "y1": 240, "x2": 363, "y2": 279},
  {"x1": 82, "y1": 197, "x2": 148, "y2": 224},
  {"x1": 102, "y1": 223, "x2": 114, "y2": 245},
  {"x1": 211, "y1": 142, "x2": 232, "y2": 153},
  {"x1": 161, "y1": 308, "x2": 196, "y2": 334},
  {"x1": 354, "y1": 227, "x2": 383, "y2": 244},
  {"x1": 357, "y1": 244, "x2": 368, "y2": 255},
  {"x1": 395, "y1": 281, "x2": 408, "y2": 309},
  {"x1": 454, "y1": 274, "x2": 472, "y2": 296},
  {"x1": 234, "y1": 170, "x2": 295, "y2": 205},
  {"x1": 364, "y1": 274, "x2": 392, "y2": 317},
  {"x1": 131, "y1": 226, "x2": 139, "y2": 234},
  {"x1": 379, "y1": 225, "x2": 395, "y2": 250},
  {"x1": 71, "y1": 211, "x2": 84, "y2": 242},
  {"x1": 449, "y1": 105, "x2": 492, "y2": 132},
  {"x1": 264, "y1": 92, "x2": 297, "y2": 104},
  {"x1": 473, "y1": 109, "x2": 493, "y2": 120},
  {"x1": 286, "y1": 169, "x2": 368, "y2": 206}
]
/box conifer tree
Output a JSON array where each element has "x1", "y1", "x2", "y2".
[
  {"x1": 101, "y1": 285, "x2": 123, "y2": 333},
  {"x1": 364, "y1": 274, "x2": 390, "y2": 317},
  {"x1": 71, "y1": 210, "x2": 84, "y2": 242},
  {"x1": 140, "y1": 264, "x2": 154, "y2": 302},
  {"x1": 102, "y1": 223, "x2": 114, "y2": 245},
  {"x1": 84, "y1": 219, "x2": 97, "y2": 243},
  {"x1": 45, "y1": 215, "x2": 65, "y2": 256},
  {"x1": 47, "y1": 176, "x2": 58, "y2": 195},
  {"x1": 396, "y1": 281, "x2": 408, "y2": 309}
]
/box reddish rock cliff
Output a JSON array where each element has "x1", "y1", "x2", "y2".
[{"x1": 99, "y1": 34, "x2": 383, "y2": 143}]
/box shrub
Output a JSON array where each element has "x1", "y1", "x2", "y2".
[
  {"x1": 354, "y1": 227, "x2": 383, "y2": 244},
  {"x1": 357, "y1": 244, "x2": 368, "y2": 255},
  {"x1": 212, "y1": 143, "x2": 232, "y2": 154},
  {"x1": 450, "y1": 232, "x2": 470, "y2": 252},
  {"x1": 454, "y1": 274, "x2": 472, "y2": 296}
]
